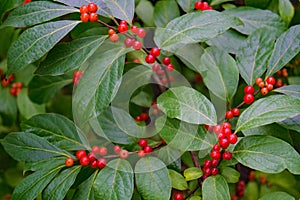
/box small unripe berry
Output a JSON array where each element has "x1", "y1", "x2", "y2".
[
  {"x1": 255, "y1": 77, "x2": 263, "y2": 85},
  {"x1": 99, "y1": 147, "x2": 108, "y2": 156},
  {"x1": 260, "y1": 87, "x2": 269, "y2": 95},
  {"x1": 138, "y1": 150, "x2": 145, "y2": 158},
  {"x1": 92, "y1": 146, "x2": 100, "y2": 155},
  {"x1": 124, "y1": 38, "x2": 133, "y2": 48},
  {"x1": 110, "y1": 33, "x2": 119, "y2": 42},
  {"x1": 137, "y1": 28, "x2": 146, "y2": 38},
  {"x1": 120, "y1": 149, "x2": 129, "y2": 159},
  {"x1": 152, "y1": 64, "x2": 160, "y2": 71},
  {"x1": 114, "y1": 145, "x2": 121, "y2": 154},
  {"x1": 108, "y1": 29, "x2": 115, "y2": 35},
  {"x1": 65, "y1": 157, "x2": 74, "y2": 167}
]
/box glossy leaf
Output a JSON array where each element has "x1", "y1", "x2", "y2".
[
  {"x1": 0, "y1": 87, "x2": 17, "y2": 125},
  {"x1": 200, "y1": 47, "x2": 239, "y2": 100},
  {"x1": 202, "y1": 175, "x2": 230, "y2": 200},
  {"x1": 7, "y1": 20, "x2": 80, "y2": 75},
  {"x1": 73, "y1": 172, "x2": 98, "y2": 200},
  {"x1": 154, "y1": 11, "x2": 241, "y2": 51},
  {"x1": 36, "y1": 36, "x2": 107, "y2": 75},
  {"x1": 176, "y1": 0, "x2": 198, "y2": 12},
  {"x1": 236, "y1": 28, "x2": 275, "y2": 85},
  {"x1": 236, "y1": 95, "x2": 300, "y2": 132},
  {"x1": 21, "y1": 113, "x2": 89, "y2": 150},
  {"x1": 3, "y1": 1, "x2": 78, "y2": 27},
  {"x1": 274, "y1": 85, "x2": 300, "y2": 100},
  {"x1": 94, "y1": 159, "x2": 134, "y2": 200},
  {"x1": 183, "y1": 167, "x2": 203, "y2": 181},
  {"x1": 233, "y1": 135, "x2": 300, "y2": 174},
  {"x1": 259, "y1": 191, "x2": 295, "y2": 200},
  {"x1": 220, "y1": 167, "x2": 240, "y2": 183},
  {"x1": 168, "y1": 169, "x2": 188, "y2": 190},
  {"x1": 224, "y1": 7, "x2": 286, "y2": 35},
  {"x1": 136, "y1": 0, "x2": 155, "y2": 26},
  {"x1": 157, "y1": 86, "x2": 217, "y2": 125},
  {"x1": 278, "y1": 115, "x2": 300, "y2": 133},
  {"x1": 28, "y1": 75, "x2": 72, "y2": 104},
  {"x1": 24, "y1": 157, "x2": 66, "y2": 173},
  {"x1": 135, "y1": 157, "x2": 171, "y2": 200},
  {"x1": 1, "y1": 132, "x2": 70, "y2": 162},
  {"x1": 12, "y1": 164, "x2": 64, "y2": 200},
  {"x1": 279, "y1": 0, "x2": 294, "y2": 25},
  {"x1": 266, "y1": 25, "x2": 300, "y2": 76},
  {"x1": 17, "y1": 89, "x2": 45, "y2": 119},
  {"x1": 154, "y1": 0, "x2": 180, "y2": 27}
]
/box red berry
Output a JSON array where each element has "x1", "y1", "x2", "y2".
[
  {"x1": 244, "y1": 85, "x2": 255, "y2": 94},
  {"x1": 213, "y1": 125, "x2": 222, "y2": 134},
  {"x1": 114, "y1": 145, "x2": 121, "y2": 154},
  {"x1": 124, "y1": 38, "x2": 133, "y2": 48},
  {"x1": 99, "y1": 147, "x2": 107, "y2": 156},
  {"x1": 211, "y1": 159, "x2": 219, "y2": 167},
  {"x1": 87, "y1": 153, "x2": 96, "y2": 161},
  {"x1": 166, "y1": 64, "x2": 174, "y2": 72},
  {"x1": 258, "y1": 81, "x2": 265, "y2": 88},
  {"x1": 138, "y1": 150, "x2": 145, "y2": 158},
  {"x1": 10, "y1": 88, "x2": 17, "y2": 96},
  {"x1": 90, "y1": 160, "x2": 98, "y2": 168},
  {"x1": 118, "y1": 24, "x2": 128, "y2": 33},
  {"x1": 150, "y1": 48, "x2": 160, "y2": 57},
  {"x1": 152, "y1": 64, "x2": 160, "y2": 71},
  {"x1": 203, "y1": 160, "x2": 212, "y2": 168},
  {"x1": 204, "y1": 167, "x2": 211, "y2": 176},
  {"x1": 225, "y1": 111, "x2": 233, "y2": 119},
  {"x1": 140, "y1": 113, "x2": 148, "y2": 121},
  {"x1": 80, "y1": 13, "x2": 89, "y2": 22},
  {"x1": 138, "y1": 139, "x2": 148, "y2": 148},
  {"x1": 260, "y1": 87, "x2": 269, "y2": 96},
  {"x1": 137, "y1": 28, "x2": 146, "y2": 38},
  {"x1": 8, "y1": 74, "x2": 14, "y2": 82},
  {"x1": 223, "y1": 128, "x2": 232, "y2": 137},
  {"x1": 120, "y1": 149, "x2": 129, "y2": 159},
  {"x1": 162, "y1": 57, "x2": 171, "y2": 65},
  {"x1": 80, "y1": 5, "x2": 88, "y2": 14},
  {"x1": 211, "y1": 167, "x2": 218, "y2": 175},
  {"x1": 76, "y1": 150, "x2": 86, "y2": 159},
  {"x1": 218, "y1": 132, "x2": 225, "y2": 140},
  {"x1": 80, "y1": 156, "x2": 90, "y2": 166},
  {"x1": 222, "y1": 122, "x2": 231, "y2": 130},
  {"x1": 194, "y1": 1, "x2": 203, "y2": 10},
  {"x1": 266, "y1": 84, "x2": 273, "y2": 91},
  {"x1": 65, "y1": 157, "x2": 74, "y2": 167},
  {"x1": 222, "y1": 151, "x2": 232, "y2": 160},
  {"x1": 92, "y1": 146, "x2": 100, "y2": 154},
  {"x1": 174, "y1": 193, "x2": 184, "y2": 200},
  {"x1": 144, "y1": 146, "x2": 153, "y2": 153},
  {"x1": 243, "y1": 94, "x2": 254, "y2": 104},
  {"x1": 229, "y1": 134, "x2": 238, "y2": 144},
  {"x1": 120, "y1": 20, "x2": 127, "y2": 25},
  {"x1": 87, "y1": 3, "x2": 98, "y2": 13},
  {"x1": 255, "y1": 77, "x2": 263, "y2": 86},
  {"x1": 131, "y1": 25, "x2": 138, "y2": 34},
  {"x1": 108, "y1": 29, "x2": 115, "y2": 35},
  {"x1": 89, "y1": 13, "x2": 98, "y2": 22},
  {"x1": 210, "y1": 150, "x2": 221, "y2": 160},
  {"x1": 232, "y1": 108, "x2": 240, "y2": 117},
  {"x1": 219, "y1": 138, "x2": 229, "y2": 149},
  {"x1": 97, "y1": 158, "x2": 106, "y2": 168},
  {"x1": 266, "y1": 76, "x2": 276, "y2": 85},
  {"x1": 132, "y1": 40, "x2": 142, "y2": 50},
  {"x1": 110, "y1": 33, "x2": 119, "y2": 42},
  {"x1": 145, "y1": 54, "x2": 156, "y2": 64},
  {"x1": 213, "y1": 144, "x2": 220, "y2": 151},
  {"x1": 135, "y1": 115, "x2": 142, "y2": 121}
]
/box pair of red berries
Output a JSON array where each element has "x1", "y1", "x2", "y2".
[
  {"x1": 10, "y1": 82, "x2": 23, "y2": 96},
  {"x1": 138, "y1": 139, "x2": 153, "y2": 156},
  {"x1": 255, "y1": 76, "x2": 276, "y2": 96},
  {"x1": 194, "y1": 1, "x2": 213, "y2": 10},
  {"x1": 145, "y1": 47, "x2": 161, "y2": 64},
  {"x1": 80, "y1": 3, "x2": 98, "y2": 22},
  {"x1": 114, "y1": 145, "x2": 130, "y2": 159},
  {"x1": 243, "y1": 85, "x2": 255, "y2": 104},
  {"x1": 225, "y1": 108, "x2": 240, "y2": 119},
  {"x1": 135, "y1": 113, "x2": 148, "y2": 122},
  {"x1": 73, "y1": 70, "x2": 83, "y2": 85},
  {"x1": 1, "y1": 73, "x2": 14, "y2": 87}
]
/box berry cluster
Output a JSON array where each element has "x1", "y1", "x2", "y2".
[
  {"x1": 80, "y1": 3, "x2": 98, "y2": 22},
  {"x1": 75, "y1": 147, "x2": 107, "y2": 168},
  {"x1": 0, "y1": 72, "x2": 22, "y2": 97},
  {"x1": 231, "y1": 180, "x2": 246, "y2": 200},
  {"x1": 243, "y1": 85, "x2": 255, "y2": 104},
  {"x1": 138, "y1": 139, "x2": 153, "y2": 157},
  {"x1": 173, "y1": 193, "x2": 184, "y2": 200},
  {"x1": 255, "y1": 76, "x2": 276, "y2": 96},
  {"x1": 135, "y1": 113, "x2": 148, "y2": 122},
  {"x1": 152, "y1": 57, "x2": 175, "y2": 85},
  {"x1": 194, "y1": 1, "x2": 213, "y2": 10},
  {"x1": 73, "y1": 70, "x2": 83, "y2": 85},
  {"x1": 10, "y1": 82, "x2": 23, "y2": 96}
]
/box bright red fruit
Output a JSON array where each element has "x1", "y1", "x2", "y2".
[
  {"x1": 244, "y1": 85, "x2": 255, "y2": 94},
  {"x1": 80, "y1": 156, "x2": 90, "y2": 166},
  {"x1": 162, "y1": 57, "x2": 171, "y2": 65},
  {"x1": 144, "y1": 146, "x2": 153, "y2": 153},
  {"x1": 222, "y1": 151, "x2": 232, "y2": 160},
  {"x1": 97, "y1": 158, "x2": 107, "y2": 168},
  {"x1": 80, "y1": 5, "x2": 88, "y2": 14},
  {"x1": 219, "y1": 138, "x2": 229, "y2": 149},
  {"x1": 225, "y1": 111, "x2": 233, "y2": 119},
  {"x1": 174, "y1": 193, "x2": 184, "y2": 200},
  {"x1": 138, "y1": 139, "x2": 148, "y2": 148},
  {"x1": 145, "y1": 54, "x2": 156, "y2": 64},
  {"x1": 244, "y1": 94, "x2": 254, "y2": 104},
  {"x1": 210, "y1": 150, "x2": 221, "y2": 160},
  {"x1": 89, "y1": 13, "x2": 98, "y2": 22},
  {"x1": 266, "y1": 76, "x2": 276, "y2": 85},
  {"x1": 229, "y1": 134, "x2": 238, "y2": 144},
  {"x1": 150, "y1": 48, "x2": 161, "y2": 57},
  {"x1": 124, "y1": 38, "x2": 133, "y2": 48},
  {"x1": 80, "y1": 13, "x2": 89, "y2": 22},
  {"x1": 211, "y1": 167, "x2": 219, "y2": 175},
  {"x1": 65, "y1": 158, "x2": 74, "y2": 167},
  {"x1": 132, "y1": 40, "x2": 143, "y2": 50},
  {"x1": 76, "y1": 150, "x2": 86, "y2": 159},
  {"x1": 137, "y1": 28, "x2": 146, "y2": 38},
  {"x1": 87, "y1": 3, "x2": 98, "y2": 13},
  {"x1": 232, "y1": 108, "x2": 240, "y2": 116}
]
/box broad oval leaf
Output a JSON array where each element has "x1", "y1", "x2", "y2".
[
  {"x1": 43, "y1": 166, "x2": 81, "y2": 200},
  {"x1": 7, "y1": 20, "x2": 80, "y2": 75},
  {"x1": 135, "y1": 157, "x2": 171, "y2": 200},
  {"x1": 1, "y1": 132, "x2": 70, "y2": 162},
  {"x1": 154, "y1": 11, "x2": 241, "y2": 51},
  {"x1": 136, "y1": 0, "x2": 155, "y2": 26},
  {"x1": 157, "y1": 86, "x2": 217, "y2": 125},
  {"x1": 21, "y1": 113, "x2": 89, "y2": 150},
  {"x1": 12, "y1": 164, "x2": 64, "y2": 200},
  {"x1": 223, "y1": 7, "x2": 286, "y2": 36},
  {"x1": 236, "y1": 28, "x2": 275, "y2": 85},
  {"x1": 36, "y1": 35, "x2": 107, "y2": 75},
  {"x1": 274, "y1": 85, "x2": 300, "y2": 100},
  {"x1": 220, "y1": 167, "x2": 240, "y2": 183},
  {"x1": 94, "y1": 159, "x2": 134, "y2": 200},
  {"x1": 176, "y1": 0, "x2": 198, "y2": 12},
  {"x1": 154, "y1": 0, "x2": 180, "y2": 27},
  {"x1": 199, "y1": 47, "x2": 239, "y2": 101},
  {"x1": 73, "y1": 171, "x2": 98, "y2": 200},
  {"x1": 183, "y1": 167, "x2": 203, "y2": 181},
  {"x1": 168, "y1": 169, "x2": 188, "y2": 190},
  {"x1": 266, "y1": 25, "x2": 300, "y2": 76},
  {"x1": 3, "y1": 1, "x2": 78, "y2": 27},
  {"x1": 278, "y1": 114, "x2": 300, "y2": 133},
  {"x1": 279, "y1": 0, "x2": 294, "y2": 25},
  {"x1": 233, "y1": 135, "x2": 300, "y2": 174},
  {"x1": 236, "y1": 95, "x2": 300, "y2": 132},
  {"x1": 202, "y1": 175, "x2": 230, "y2": 200},
  {"x1": 259, "y1": 192, "x2": 295, "y2": 200}
]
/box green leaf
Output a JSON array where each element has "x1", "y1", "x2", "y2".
[
  {"x1": 211, "y1": 0, "x2": 233, "y2": 6},
  {"x1": 236, "y1": 28, "x2": 275, "y2": 85},
  {"x1": 17, "y1": 88, "x2": 45, "y2": 119},
  {"x1": 220, "y1": 167, "x2": 240, "y2": 183},
  {"x1": 72, "y1": 171, "x2": 98, "y2": 200},
  {"x1": 157, "y1": 86, "x2": 217, "y2": 125},
  {"x1": 1, "y1": 132, "x2": 70, "y2": 162},
  {"x1": 259, "y1": 192, "x2": 295, "y2": 200},
  {"x1": 233, "y1": 135, "x2": 300, "y2": 174},
  {"x1": 176, "y1": 0, "x2": 198, "y2": 12},
  {"x1": 0, "y1": 87, "x2": 17, "y2": 125},
  {"x1": 131, "y1": 91, "x2": 153, "y2": 107},
  {"x1": 24, "y1": 157, "x2": 66, "y2": 173},
  {"x1": 43, "y1": 166, "x2": 81, "y2": 200},
  {"x1": 12, "y1": 164, "x2": 64, "y2": 200},
  {"x1": 36, "y1": 36, "x2": 107, "y2": 75},
  {"x1": 154, "y1": 0, "x2": 180, "y2": 27},
  {"x1": 184, "y1": 167, "x2": 203, "y2": 181},
  {"x1": 21, "y1": 113, "x2": 89, "y2": 150},
  {"x1": 28, "y1": 75, "x2": 72, "y2": 104},
  {"x1": 94, "y1": 159, "x2": 134, "y2": 200},
  {"x1": 236, "y1": 95, "x2": 300, "y2": 132},
  {"x1": 202, "y1": 175, "x2": 230, "y2": 200},
  {"x1": 278, "y1": 115, "x2": 300, "y2": 133},
  {"x1": 266, "y1": 25, "x2": 300, "y2": 76},
  {"x1": 224, "y1": 7, "x2": 286, "y2": 35},
  {"x1": 7, "y1": 20, "x2": 80, "y2": 75},
  {"x1": 274, "y1": 85, "x2": 300, "y2": 100},
  {"x1": 245, "y1": 182, "x2": 259, "y2": 200},
  {"x1": 168, "y1": 169, "x2": 188, "y2": 190},
  {"x1": 199, "y1": 47, "x2": 239, "y2": 101},
  {"x1": 2, "y1": 1, "x2": 78, "y2": 27},
  {"x1": 157, "y1": 118, "x2": 216, "y2": 151},
  {"x1": 154, "y1": 11, "x2": 241, "y2": 51},
  {"x1": 245, "y1": 0, "x2": 271, "y2": 9},
  {"x1": 136, "y1": 0, "x2": 155, "y2": 26},
  {"x1": 279, "y1": 0, "x2": 295, "y2": 25},
  {"x1": 135, "y1": 157, "x2": 171, "y2": 200}
]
